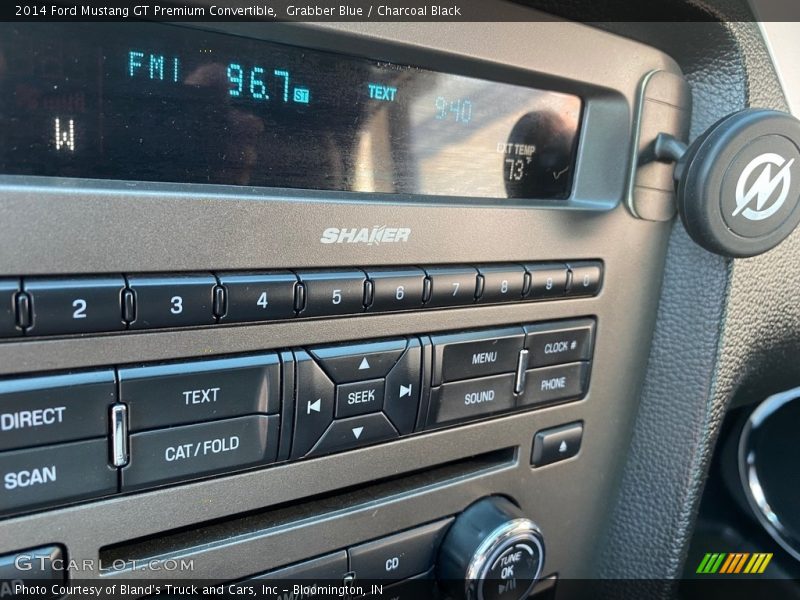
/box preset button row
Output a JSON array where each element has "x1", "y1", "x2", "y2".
[{"x1": 0, "y1": 261, "x2": 602, "y2": 337}]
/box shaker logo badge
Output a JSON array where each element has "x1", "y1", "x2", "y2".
[
  {"x1": 733, "y1": 152, "x2": 795, "y2": 221},
  {"x1": 320, "y1": 226, "x2": 411, "y2": 245}
]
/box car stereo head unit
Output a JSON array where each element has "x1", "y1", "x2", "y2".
[{"x1": 0, "y1": 22, "x2": 582, "y2": 200}]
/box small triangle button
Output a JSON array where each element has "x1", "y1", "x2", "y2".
[
  {"x1": 531, "y1": 422, "x2": 583, "y2": 467},
  {"x1": 308, "y1": 413, "x2": 399, "y2": 457}
]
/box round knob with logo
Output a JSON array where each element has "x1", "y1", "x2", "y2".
[
  {"x1": 674, "y1": 108, "x2": 800, "y2": 257},
  {"x1": 437, "y1": 497, "x2": 545, "y2": 600}
]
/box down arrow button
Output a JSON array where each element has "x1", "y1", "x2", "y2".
[{"x1": 308, "y1": 413, "x2": 398, "y2": 457}]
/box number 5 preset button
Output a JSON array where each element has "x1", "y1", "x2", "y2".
[
  {"x1": 23, "y1": 277, "x2": 126, "y2": 335},
  {"x1": 216, "y1": 271, "x2": 297, "y2": 323},
  {"x1": 127, "y1": 273, "x2": 216, "y2": 329},
  {"x1": 296, "y1": 270, "x2": 366, "y2": 317}
]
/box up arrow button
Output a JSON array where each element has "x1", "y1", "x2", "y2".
[{"x1": 310, "y1": 339, "x2": 406, "y2": 383}]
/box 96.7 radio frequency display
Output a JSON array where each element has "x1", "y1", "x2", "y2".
[{"x1": 0, "y1": 23, "x2": 582, "y2": 199}]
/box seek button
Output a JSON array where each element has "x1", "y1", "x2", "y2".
[{"x1": 336, "y1": 379, "x2": 384, "y2": 418}]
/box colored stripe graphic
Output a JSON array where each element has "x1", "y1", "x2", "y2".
[
  {"x1": 719, "y1": 554, "x2": 736, "y2": 574},
  {"x1": 697, "y1": 553, "x2": 726, "y2": 574},
  {"x1": 697, "y1": 552, "x2": 773, "y2": 574},
  {"x1": 760, "y1": 554, "x2": 773, "y2": 573},
  {"x1": 733, "y1": 553, "x2": 749, "y2": 573}
]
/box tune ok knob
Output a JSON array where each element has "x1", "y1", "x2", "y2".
[{"x1": 437, "y1": 497, "x2": 545, "y2": 600}]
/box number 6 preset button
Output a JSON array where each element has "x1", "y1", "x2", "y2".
[
  {"x1": 296, "y1": 270, "x2": 366, "y2": 317},
  {"x1": 365, "y1": 268, "x2": 426, "y2": 312},
  {"x1": 126, "y1": 273, "x2": 216, "y2": 329},
  {"x1": 23, "y1": 276, "x2": 126, "y2": 335}
]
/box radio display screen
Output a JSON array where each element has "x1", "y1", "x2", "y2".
[{"x1": 0, "y1": 23, "x2": 583, "y2": 200}]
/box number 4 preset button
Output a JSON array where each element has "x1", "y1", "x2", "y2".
[
  {"x1": 127, "y1": 274, "x2": 216, "y2": 329},
  {"x1": 217, "y1": 272, "x2": 297, "y2": 323},
  {"x1": 23, "y1": 277, "x2": 126, "y2": 335}
]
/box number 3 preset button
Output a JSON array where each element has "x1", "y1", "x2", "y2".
[{"x1": 127, "y1": 273, "x2": 216, "y2": 329}]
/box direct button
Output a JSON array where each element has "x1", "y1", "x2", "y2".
[
  {"x1": 520, "y1": 362, "x2": 589, "y2": 409},
  {"x1": 427, "y1": 374, "x2": 516, "y2": 427},
  {"x1": 0, "y1": 439, "x2": 117, "y2": 517},
  {"x1": 531, "y1": 422, "x2": 583, "y2": 467},
  {"x1": 119, "y1": 354, "x2": 280, "y2": 431},
  {"x1": 308, "y1": 413, "x2": 398, "y2": 457},
  {"x1": 0, "y1": 370, "x2": 115, "y2": 451},
  {"x1": 127, "y1": 273, "x2": 216, "y2": 329},
  {"x1": 217, "y1": 271, "x2": 297, "y2": 322},
  {"x1": 0, "y1": 279, "x2": 20, "y2": 337},
  {"x1": 431, "y1": 328, "x2": 525, "y2": 385},
  {"x1": 23, "y1": 276, "x2": 125, "y2": 335},
  {"x1": 349, "y1": 519, "x2": 453, "y2": 580},
  {"x1": 524, "y1": 319, "x2": 595, "y2": 368},
  {"x1": 122, "y1": 415, "x2": 278, "y2": 490},
  {"x1": 0, "y1": 546, "x2": 66, "y2": 598},
  {"x1": 336, "y1": 379, "x2": 384, "y2": 418},
  {"x1": 310, "y1": 339, "x2": 406, "y2": 383}
]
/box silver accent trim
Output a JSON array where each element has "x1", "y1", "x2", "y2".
[
  {"x1": 111, "y1": 404, "x2": 129, "y2": 468},
  {"x1": 515, "y1": 349, "x2": 529, "y2": 395},
  {"x1": 465, "y1": 518, "x2": 544, "y2": 600},
  {"x1": 738, "y1": 386, "x2": 800, "y2": 562}
]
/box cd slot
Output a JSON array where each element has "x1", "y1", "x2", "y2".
[{"x1": 98, "y1": 446, "x2": 516, "y2": 571}]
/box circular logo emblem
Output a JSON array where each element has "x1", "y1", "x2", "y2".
[{"x1": 732, "y1": 152, "x2": 795, "y2": 221}]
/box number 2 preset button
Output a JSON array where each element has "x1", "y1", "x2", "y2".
[
  {"x1": 23, "y1": 277, "x2": 126, "y2": 335},
  {"x1": 127, "y1": 273, "x2": 216, "y2": 329},
  {"x1": 217, "y1": 271, "x2": 297, "y2": 323},
  {"x1": 297, "y1": 270, "x2": 366, "y2": 317}
]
